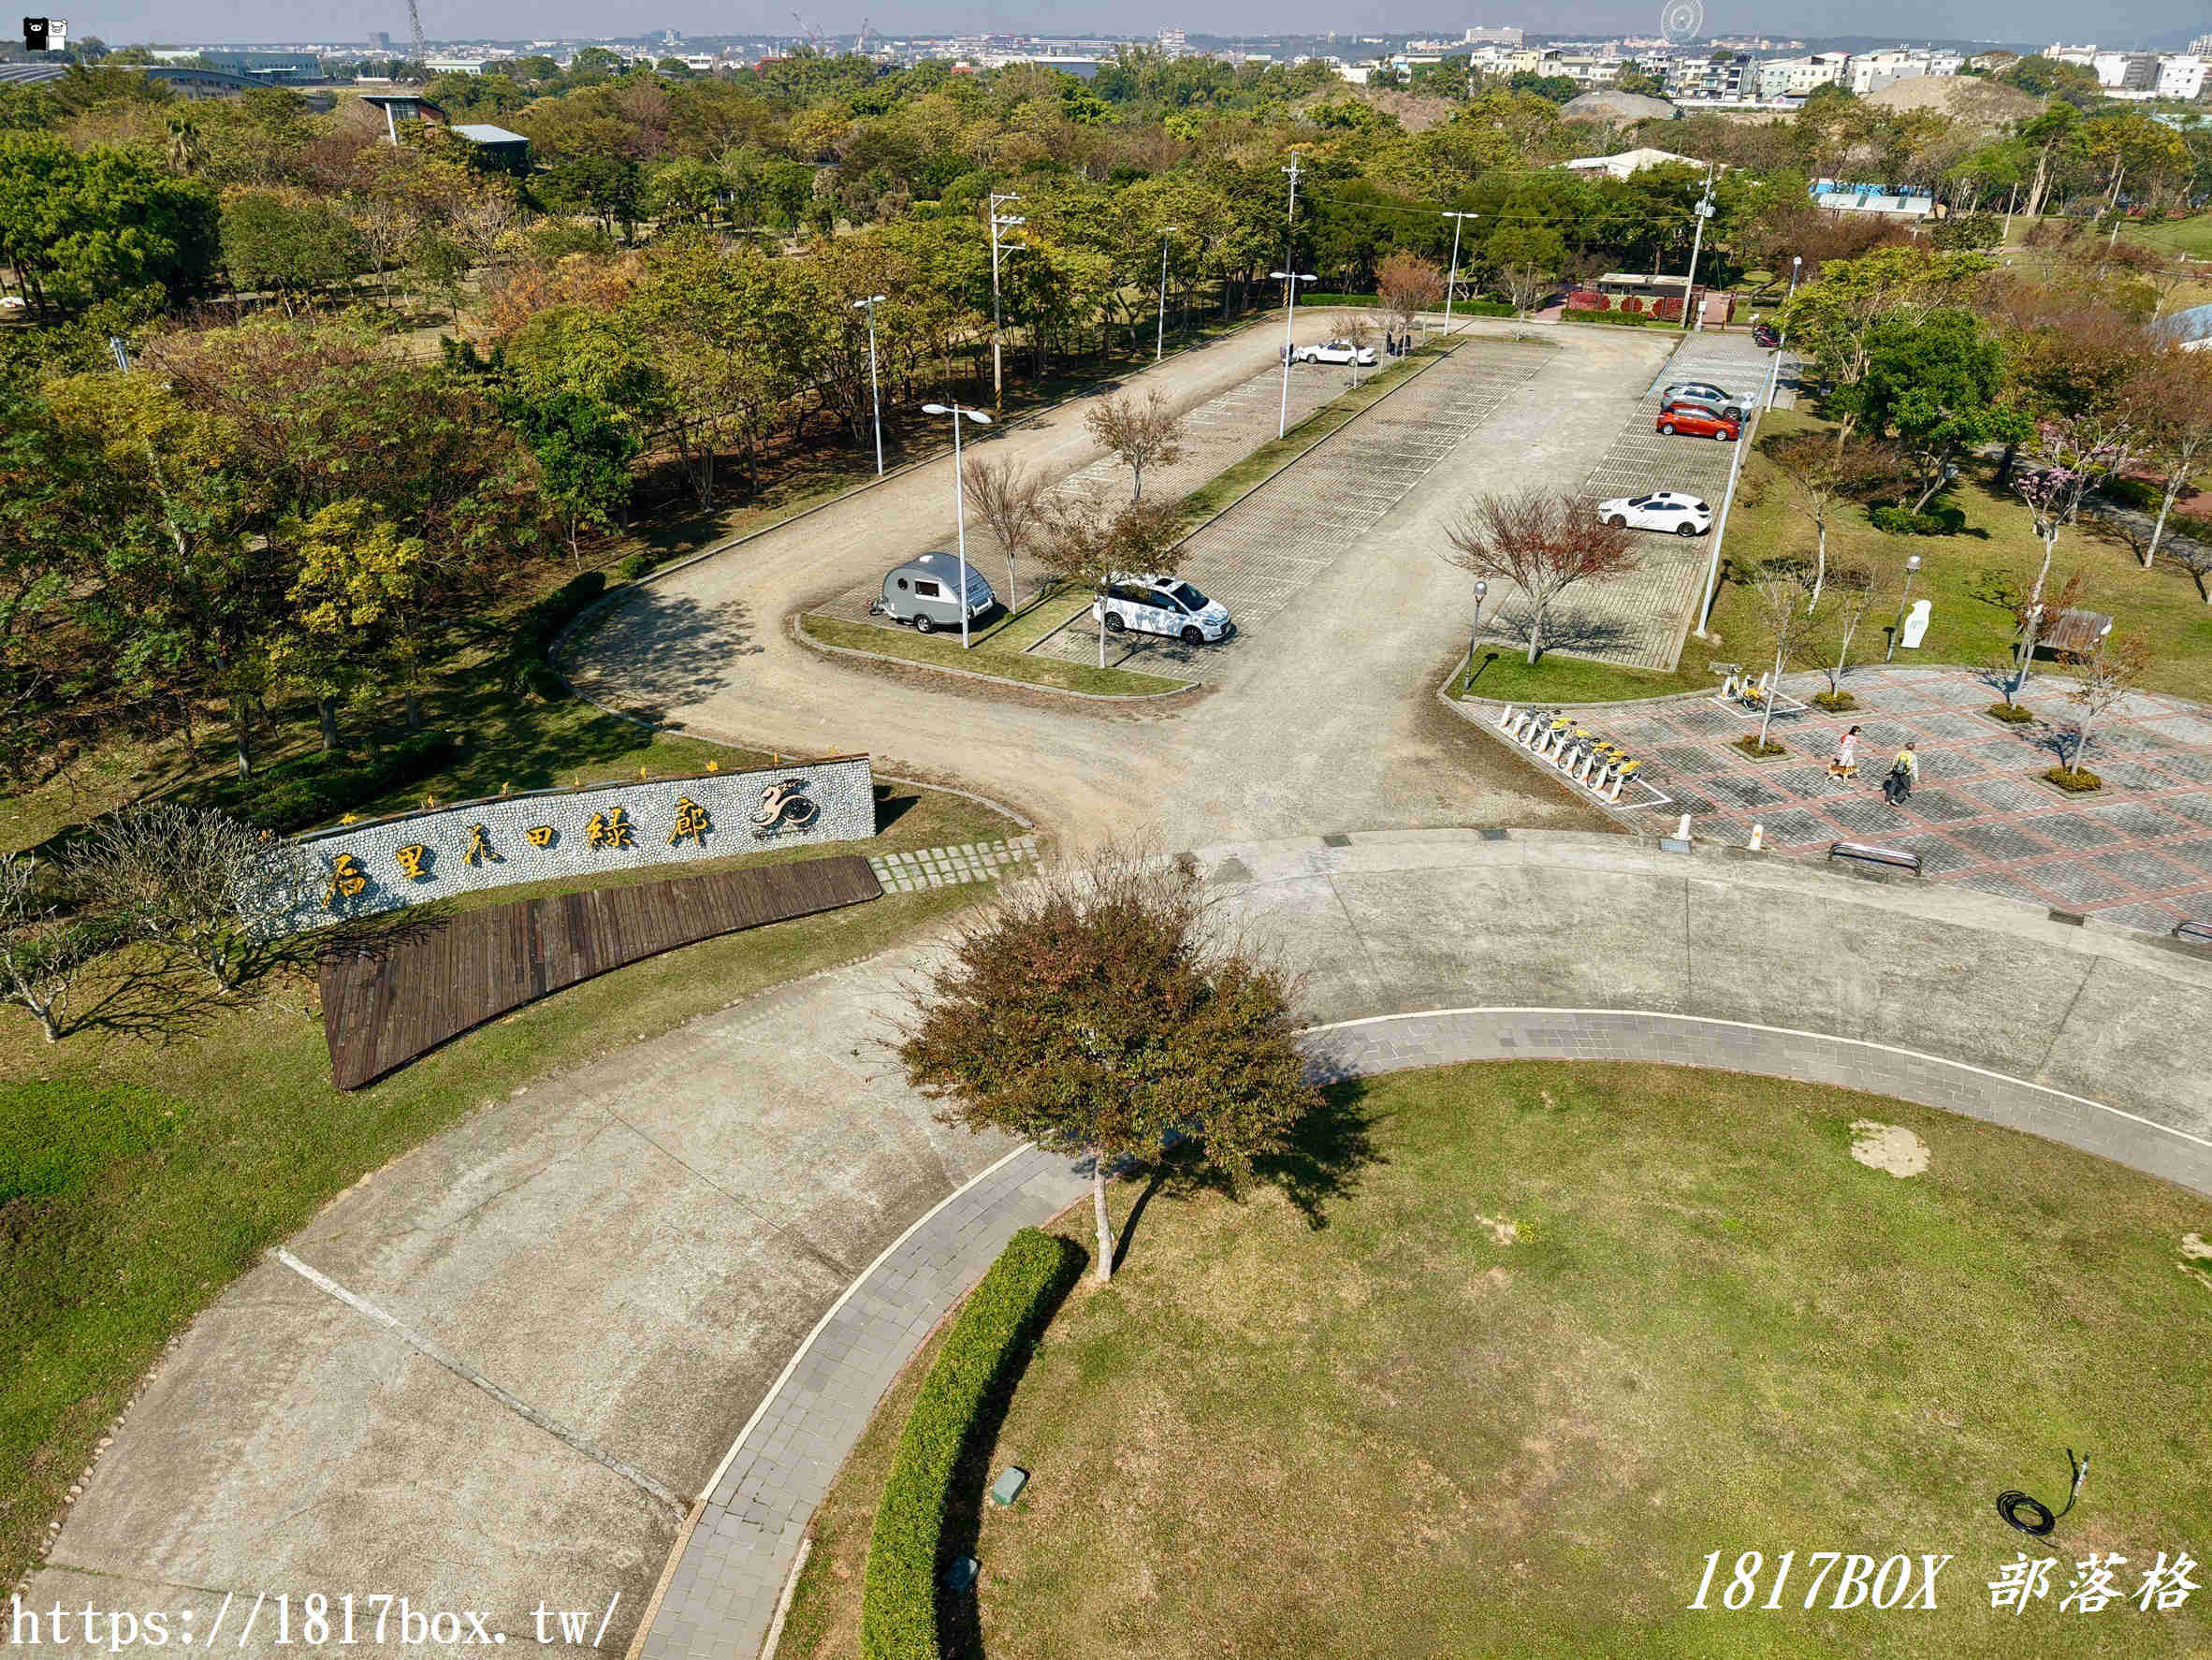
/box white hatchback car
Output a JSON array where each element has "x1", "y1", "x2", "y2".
[
  {"x1": 1093, "y1": 575, "x2": 1235, "y2": 644},
  {"x1": 1599, "y1": 491, "x2": 1712, "y2": 536},
  {"x1": 1295, "y1": 339, "x2": 1377, "y2": 367}
]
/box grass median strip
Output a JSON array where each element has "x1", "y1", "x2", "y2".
[{"x1": 800, "y1": 613, "x2": 1192, "y2": 698}]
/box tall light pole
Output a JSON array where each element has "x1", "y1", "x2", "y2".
[
  {"x1": 1279, "y1": 156, "x2": 1302, "y2": 283},
  {"x1": 1886, "y1": 554, "x2": 1923, "y2": 663},
  {"x1": 1695, "y1": 353, "x2": 1779, "y2": 637},
  {"x1": 1680, "y1": 161, "x2": 1716, "y2": 332},
  {"x1": 851, "y1": 294, "x2": 886, "y2": 477},
  {"x1": 921, "y1": 401, "x2": 992, "y2": 649},
  {"x1": 1440, "y1": 210, "x2": 1478, "y2": 336},
  {"x1": 1271, "y1": 269, "x2": 1315, "y2": 438},
  {"x1": 1463, "y1": 578, "x2": 1489, "y2": 691},
  {"x1": 988, "y1": 192, "x2": 1024, "y2": 410},
  {"x1": 1155, "y1": 226, "x2": 1178, "y2": 362},
  {"x1": 1767, "y1": 256, "x2": 1800, "y2": 409}
]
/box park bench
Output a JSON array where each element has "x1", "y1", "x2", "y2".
[{"x1": 1827, "y1": 841, "x2": 1923, "y2": 877}]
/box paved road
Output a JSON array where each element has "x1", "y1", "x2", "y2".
[
  {"x1": 568, "y1": 318, "x2": 1681, "y2": 850},
  {"x1": 35, "y1": 834, "x2": 2212, "y2": 1660}
]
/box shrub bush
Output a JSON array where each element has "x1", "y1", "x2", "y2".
[
  {"x1": 1812, "y1": 690, "x2": 1858, "y2": 711},
  {"x1": 2045, "y1": 765, "x2": 2103, "y2": 793},
  {"x1": 616, "y1": 551, "x2": 660, "y2": 583},
  {"x1": 859, "y1": 1228, "x2": 1082, "y2": 1660},
  {"x1": 2102, "y1": 475, "x2": 2165, "y2": 513},
  {"x1": 500, "y1": 570, "x2": 607, "y2": 700},
  {"x1": 198, "y1": 729, "x2": 462, "y2": 833},
  {"x1": 1735, "y1": 735, "x2": 1787, "y2": 759},
  {"x1": 1985, "y1": 702, "x2": 2035, "y2": 725},
  {"x1": 1870, "y1": 504, "x2": 1962, "y2": 536},
  {"x1": 1563, "y1": 309, "x2": 1671, "y2": 328}
]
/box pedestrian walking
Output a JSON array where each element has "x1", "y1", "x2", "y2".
[
  {"x1": 1827, "y1": 725, "x2": 1861, "y2": 780},
  {"x1": 1882, "y1": 741, "x2": 1919, "y2": 807}
]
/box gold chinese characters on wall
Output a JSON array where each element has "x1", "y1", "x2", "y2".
[{"x1": 321, "y1": 795, "x2": 730, "y2": 910}]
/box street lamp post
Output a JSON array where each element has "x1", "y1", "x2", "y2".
[
  {"x1": 1155, "y1": 226, "x2": 1178, "y2": 362},
  {"x1": 1270, "y1": 269, "x2": 1316, "y2": 438},
  {"x1": 1886, "y1": 554, "x2": 1923, "y2": 663},
  {"x1": 1767, "y1": 256, "x2": 1801, "y2": 410},
  {"x1": 851, "y1": 294, "x2": 886, "y2": 478},
  {"x1": 1440, "y1": 210, "x2": 1478, "y2": 336},
  {"x1": 1464, "y1": 578, "x2": 1490, "y2": 691},
  {"x1": 921, "y1": 401, "x2": 993, "y2": 649}
]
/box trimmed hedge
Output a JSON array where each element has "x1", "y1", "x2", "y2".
[
  {"x1": 1562, "y1": 308, "x2": 1678, "y2": 329},
  {"x1": 198, "y1": 728, "x2": 462, "y2": 833},
  {"x1": 500, "y1": 570, "x2": 608, "y2": 701},
  {"x1": 1870, "y1": 503, "x2": 1966, "y2": 536},
  {"x1": 859, "y1": 1227, "x2": 1082, "y2": 1660}
]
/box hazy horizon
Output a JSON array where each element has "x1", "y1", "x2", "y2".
[{"x1": 58, "y1": 1, "x2": 2205, "y2": 52}]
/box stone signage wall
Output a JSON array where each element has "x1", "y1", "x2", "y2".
[{"x1": 268, "y1": 756, "x2": 875, "y2": 934}]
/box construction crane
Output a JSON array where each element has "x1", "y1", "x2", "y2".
[
  {"x1": 856, "y1": 17, "x2": 875, "y2": 54},
  {"x1": 790, "y1": 10, "x2": 825, "y2": 52},
  {"x1": 405, "y1": 0, "x2": 426, "y2": 71}
]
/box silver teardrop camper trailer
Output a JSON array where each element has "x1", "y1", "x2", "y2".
[{"x1": 873, "y1": 552, "x2": 997, "y2": 633}]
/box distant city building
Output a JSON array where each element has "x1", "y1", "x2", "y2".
[
  {"x1": 1757, "y1": 51, "x2": 1847, "y2": 99},
  {"x1": 1560, "y1": 145, "x2": 1710, "y2": 181},
  {"x1": 2193, "y1": 35, "x2": 2212, "y2": 56},
  {"x1": 1841, "y1": 48, "x2": 1959, "y2": 96},
  {"x1": 1157, "y1": 27, "x2": 1186, "y2": 58},
  {"x1": 2090, "y1": 50, "x2": 2159, "y2": 90},
  {"x1": 1812, "y1": 178, "x2": 1935, "y2": 220},
  {"x1": 424, "y1": 57, "x2": 489, "y2": 75},
  {"x1": 1462, "y1": 24, "x2": 1522, "y2": 48},
  {"x1": 2159, "y1": 55, "x2": 2207, "y2": 99},
  {"x1": 151, "y1": 47, "x2": 327, "y2": 83},
  {"x1": 2046, "y1": 43, "x2": 2099, "y2": 67},
  {"x1": 371, "y1": 30, "x2": 390, "y2": 51}
]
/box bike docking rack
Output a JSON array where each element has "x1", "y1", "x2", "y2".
[
  {"x1": 1713, "y1": 667, "x2": 1810, "y2": 721},
  {"x1": 1495, "y1": 706, "x2": 1673, "y2": 811}
]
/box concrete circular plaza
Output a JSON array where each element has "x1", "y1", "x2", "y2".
[{"x1": 31, "y1": 323, "x2": 2212, "y2": 1660}]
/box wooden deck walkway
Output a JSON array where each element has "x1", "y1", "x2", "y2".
[{"x1": 318, "y1": 856, "x2": 881, "y2": 1090}]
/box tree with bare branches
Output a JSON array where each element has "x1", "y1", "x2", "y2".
[
  {"x1": 2059, "y1": 634, "x2": 2151, "y2": 782},
  {"x1": 1818, "y1": 560, "x2": 1879, "y2": 704},
  {"x1": 1330, "y1": 310, "x2": 1376, "y2": 386},
  {"x1": 2129, "y1": 349, "x2": 2212, "y2": 571},
  {"x1": 1441, "y1": 489, "x2": 1638, "y2": 666},
  {"x1": 1746, "y1": 560, "x2": 1826, "y2": 751},
  {"x1": 2004, "y1": 567, "x2": 2088, "y2": 707},
  {"x1": 899, "y1": 842, "x2": 1317, "y2": 1284},
  {"x1": 0, "y1": 857, "x2": 112, "y2": 1042},
  {"x1": 960, "y1": 455, "x2": 1053, "y2": 612},
  {"x1": 1040, "y1": 496, "x2": 1185, "y2": 669},
  {"x1": 1754, "y1": 433, "x2": 1906, "y2": 608},
  {"x1": 63, "y1": 804, "x2": 307, "y2": 990},
  {"x1": 1083, "y1": 389, "x2": 1186, "y2": 502},
  {"x1": 1375, "y1": 250, "x2": 1444, "y2": 342}
]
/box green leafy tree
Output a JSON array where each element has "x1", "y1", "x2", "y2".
[
  {"x1": 544, "y1": 153, "x2": 643, "y2": 239},
  {"x1": 503, "y1": 387, "x2": 640, "y2": 564},
  {"x1": 0, "y1": 132, "x2": 218, "y2": 310},
  {"x1": 1850, "y1": 309, "x2": 2026, "y2": 512},
  {"x1": 899, "y1": 842, "x2": 1317, "y2": 1283},
  {"x1": 219, "y1": 191, "x2": 367, "y2": 313}
]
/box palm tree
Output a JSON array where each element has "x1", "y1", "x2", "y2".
[{"x1": 165, "y1": 112, "x2": 205, "y2": 177}]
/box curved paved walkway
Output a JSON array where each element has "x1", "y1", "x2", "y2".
[
  {"x1": 30, "y1": 834, "x2": 2212, "y2": 1660},
  {"x1": 643, "y1": 994, "x2": 2212, "y2": 1660}
]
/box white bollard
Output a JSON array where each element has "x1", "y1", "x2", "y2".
[
  {"x1": 1606, "y1": 770, "x2": 1625, "y2": 803},
  {"x1": 1497, "y1": 704, "x2": 1516, "y2": 729},
  {"x1": 1748, "y1": 823, "x2": 1765, "y2": 851},
  {"x1": 1675, "y1": 812, "x2": 1692, "y2": 841}
]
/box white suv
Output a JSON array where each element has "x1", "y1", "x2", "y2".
[
  {"x1": 1093, "y1": 575, "x2": 1235, "y2": 644},
  {"x1": 1295, "y1": 339, "x2": 1377, "y2": 367}
]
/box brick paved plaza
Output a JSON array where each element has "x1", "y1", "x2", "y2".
[
  {"x1": 1534, "y1": 665, "x2": 2212, "y2": 935},
  {"x1": 1028, "y1": 337, "x2": 1553, "y2": 671}
]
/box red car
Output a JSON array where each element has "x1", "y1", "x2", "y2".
[{"x1": 1656, "y1": 401, "x2": 1740, "y2": 442}]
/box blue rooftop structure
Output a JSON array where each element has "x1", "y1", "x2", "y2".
[{"x1": 2152, "y1": 303, "x2": 2212, "y2": 352}]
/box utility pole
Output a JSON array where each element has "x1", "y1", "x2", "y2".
[
  {"x1": 1680, "y1": 161, "x2": 1716, "y2": 332},
  {"x1": 1440, "y1": 210, "x2": 1478, "y2": 335},
  {"x1": 851, "y1": 294, "x2": 885, "y2": 477},
  {"x1": 1279, "y1": 156, "x2": 1302, "y2": 289},
  {"x1": 1271, "y1": 269, "x2": 1316, "y2": 438},
  {"x1": 988, "y1": 192, "x2": 1025, "y2": 410}
]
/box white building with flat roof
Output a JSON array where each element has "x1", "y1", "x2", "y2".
[
  {"x1": 2158, "y1": 55, "x2": 2206, "y2": 99},
  {"x1": 1757, "y1": 51, "x2": 1848, "y2": 98},
  {"x1": 1463, "y1": 24, "x2": 1523, "y2": 47}
]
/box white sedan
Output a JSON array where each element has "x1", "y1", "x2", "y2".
[
  {"x1": 1599, "y1": 491, "x2": 1712, "y2": 536},
  {"x1": 1295, "y1": 338, "x2": 1377, "y2": 367}
]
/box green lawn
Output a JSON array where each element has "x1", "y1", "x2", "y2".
[
  {"x1": 0, "y1": 778, "x2": 1022, "y2": 1595},
  {"x1": 1450, "y1": 646, "x2": 1714, "y2": 706},
  {"x1": 781, "y1": 1060, "x2": 2212, "y2": 1659},
  {"x1": 1706, "y1": 411, "x2": 2212, "y2": 706},
  {"x1": 2123, "y1": 213, "x2": 2212, "y2": 262}
]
